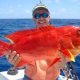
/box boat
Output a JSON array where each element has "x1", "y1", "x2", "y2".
[
  {"x1": 0, "y1": 69, "x2": 73, "y2": 80},
  {"x1": 0, "y1": 69, "x2": 24, "y2": 80}
]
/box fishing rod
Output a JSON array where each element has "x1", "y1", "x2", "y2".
[
  {"x1": 38, "y1": 0, "x2": 44, "y2": 5},
  {"x1": 39, "y1": 0, "x2": 42, "y2": 4},
  {"x1": 66, "y1": 62, "x2": 79, "y2": 80}
]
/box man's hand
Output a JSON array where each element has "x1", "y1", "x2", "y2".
[{"x1": 5, "y1": 50, "x2": 21, "y2": 67}]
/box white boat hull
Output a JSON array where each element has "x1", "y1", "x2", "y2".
[
  {"x1": 0, "y1": 69, "x2": 24, "y2": 80},
  {"x1": 0, "y1": 69, "x2": 72, "y2": 80}
]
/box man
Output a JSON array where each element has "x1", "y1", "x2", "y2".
[{"x1": 5, "y1": 5, "x2": 80, "y2": 80}]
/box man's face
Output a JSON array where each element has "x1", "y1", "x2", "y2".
[{"x1": 33, "y1": 9, "x2": 50, "y2": 28}]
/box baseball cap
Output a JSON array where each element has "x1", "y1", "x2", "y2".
[{"x1": 32, "y1": 4, "x2": 50, "y2": 15}]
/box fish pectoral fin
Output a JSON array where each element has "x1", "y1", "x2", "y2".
[
  {"x1": 48, "y1": 57, "x2": 61, "y2": 68},
  {"x1": 60, "y1": 48, "x2": 75, "y2": 62}
]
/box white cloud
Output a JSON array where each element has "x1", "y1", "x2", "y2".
[
  {"x1": 51, "y1": 8, "x2": 67, "y2": 16},
  {"x1": 0, "y1": 8, "x2": 15, "y2": 15},
  {"x1": 73, "y1": 0, "x2": 80, "y2": 2},
  {"x1": 46, "y1": 0, "x2": 60, "y2": 3},
  {"x1": 25, "y1": 10, "x2": 31, "y2": 14},
  {"x1": 54, "y1": 0, "x2": 60, "y2": 3},
  {"x1": 51, "y1": 7, "x2": 70, "y2": 18},
  {"x1": 72, "y1": 0, "x2": 80, "y2": 6},
  {"x1": 8, "y1": 9, "x2": 14, "y2": 13},
  {"x1": 17, "y1": 4, "x2": 23, "y2": 8},
  {"x1": 72, "y1": 0, "x2": 80, "y2": 4},
  {"x1": 46, "y1": 0, "x2": 52, "y2": 3},
  {"x1": 60, "y1": 8, "x2": 66, "y2": 12},
  {"x1": 55, "y1": 8, "x2": 66, "y2": 13},
  {"x1": 45, "y1": 0, "x2": 61, "y2": 4}
]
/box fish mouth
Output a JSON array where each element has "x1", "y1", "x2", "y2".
[{"x1": 77, "y1": 30, "x2": 80, "y2": 36}]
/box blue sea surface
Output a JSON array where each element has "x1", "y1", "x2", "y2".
[{"x1": 0, "y1": 19, "x2": 80, "y2": 79}]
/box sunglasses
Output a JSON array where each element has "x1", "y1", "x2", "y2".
[{"x1": 33, "y1": 13, "x2": 49, "y2": 19}]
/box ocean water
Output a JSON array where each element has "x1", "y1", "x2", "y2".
[{"x1": 0, "y1": 19, "x2": 80, "y2": 79}]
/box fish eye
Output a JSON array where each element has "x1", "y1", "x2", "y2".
[{"x1": 77, "y1": 30, "x2": 80, "y2": 36}]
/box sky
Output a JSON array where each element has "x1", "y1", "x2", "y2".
[{"x1": 0, "y1": 0, "x2": 80, "y2": 19}]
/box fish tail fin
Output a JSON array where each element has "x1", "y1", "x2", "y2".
[
  {"x1": 60, "y1": 48, "x2": 75, "y2": 62},
  {"x1": 0, "y1": 40, "x2": 10, "y2": 56}
]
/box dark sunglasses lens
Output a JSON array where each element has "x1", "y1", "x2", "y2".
[
  {"x1": 34, "y1": 13, "x2": 40, "y2": 19},
  {"x1": 34, "y1": 13, "x2": 49, "y2": 19},
  {"x1": 42, "y1": 13, "x2": 48, "y2": 18}
]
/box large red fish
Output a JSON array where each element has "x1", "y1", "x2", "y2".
[{"x1": 0, "y1": 25, "x2": 80, "y2": 67}]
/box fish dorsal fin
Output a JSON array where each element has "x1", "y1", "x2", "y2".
[
  {"x1": 4, "y1": 25, "x2": 55, "y2": 44},
  {"x1": 38, "y1": 25, "x2": 55, "y2": 32},
  {"x1": 4, "y1": 28, "x2": 37, "y2": 44}
]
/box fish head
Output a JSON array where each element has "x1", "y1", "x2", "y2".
[
  {"x1": 57, "y1": 26, "x2": 80, "y2": 49},
  {"x1": 57, "y1": 26, "x2": 80, "y2": 62},
  {"x1": 71, "y1": 26, "x2": 80, "y2": 47}
]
